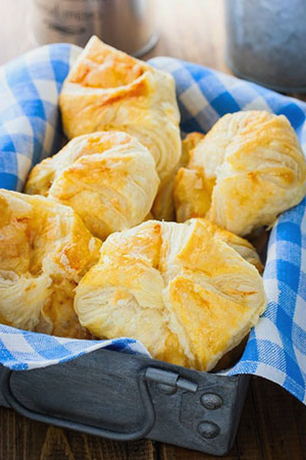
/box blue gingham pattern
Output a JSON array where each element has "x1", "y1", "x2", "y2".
[{"x1": 0, "y1": 46, "x2": 305, "y2": 404}]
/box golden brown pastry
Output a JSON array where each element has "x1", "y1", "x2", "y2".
[
  {"x1": 59, "y1": 36, "x2": 181, "y2": 184},
  {"x1": 181, "y1": 132, "x2": 206, "y2": 162},
  {"x1": 0, "y1": 189, "x2": 101, "y2": 337},
  {"x1": 203, "y1": 219, "x2": 263, "y2": 273},
  {"x1": 75, "y1": 218, "x2": 266, "y2": 371},
  {"x1": 25, "y1": 131, "x2": 159, "y2": 240},
  {"x1": 151, "y1": 177, "x2": 177, "y2": 221},
  {"x1": 174, "y1": 111, "x2": 306, "y2": 235},
  {"x1": 151, "y1": 132, "x2": 206, "y2": 221}
]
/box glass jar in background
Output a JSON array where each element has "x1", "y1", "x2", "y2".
[
  {"x1": 31, "y1": 0, "x2": 158, "y2": 57},
  {"x1": 225, "y1": 0, "x2": 306, "y2": 92}
]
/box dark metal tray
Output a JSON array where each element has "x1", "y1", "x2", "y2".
[{"x1": 0, "y1": 348, "x2": 249, "y2": 456}]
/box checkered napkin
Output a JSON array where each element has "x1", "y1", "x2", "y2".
[{"x1": 0, "y1": 45, "x2": 305, "y2": 405}]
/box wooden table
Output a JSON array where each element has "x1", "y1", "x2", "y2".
[{"x1": 0, "y1": 1, "x2": 305, "y2": 459}]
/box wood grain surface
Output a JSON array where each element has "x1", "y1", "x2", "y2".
[{"x1": 0, "y1": 1, "x2": 305, "y2": 459}]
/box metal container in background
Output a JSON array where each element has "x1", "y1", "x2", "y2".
[
  {"x1": 31, "y1": 0, "x2": 158, "y2": 57},
  {"x1": 225, "y1": 0, "x2": 306, "y2": 93}
]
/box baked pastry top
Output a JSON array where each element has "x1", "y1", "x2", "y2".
[
  {"x1": 75, "y1": 218, "x2": 266, "y2": 371},
  {"x1": 59, "y1": 36, "x2": 181, "y2": 184},
  {"x1": 174, "y1": 111, "x2": 306, "y2": 235},
  {"x1": 0, "y1": 189, "x2": 101, "y2": 337},
  {"x1": 25, "y1": 131, "x2": 159, "y2": 240}
]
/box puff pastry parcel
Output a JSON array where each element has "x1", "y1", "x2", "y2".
[
  {"x1": 26, "y1": 131, "x2": 159, "y2": 240},
  {"x1": 75, "y1": 218, "x2": 266, "y2": 371},
  {"x1": 174, "y1": 111, "x2": 306, "y2": 235},
  {"x1": 0, "y1": 189, "x2": 101, "y2": 337},
  {"x1": 59, "y1": 36, "x2": 181, "y2": 184}
]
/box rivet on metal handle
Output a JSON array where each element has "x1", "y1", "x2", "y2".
[
  {"x1": 198, "y1": 421, "x2": 220, "y2": 439},
  {"x1": 200, "y1": 393, "x2": 223, "y2": 410}
]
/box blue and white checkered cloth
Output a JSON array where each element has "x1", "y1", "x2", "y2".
[{"x1": 0, "y1": 45, "x2": 305, "y2": 404}]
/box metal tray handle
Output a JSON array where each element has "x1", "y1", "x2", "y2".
[{"x1": 1, "y1": 367, "x2": 156, "y2": 441}]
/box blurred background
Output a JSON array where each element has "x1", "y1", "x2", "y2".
[
  {"x1": 0, "y1": 0, "x2": 228, "y2": 71},
  {"x1": 3, "y1": 0, "x2": 306, "y2": 93}
]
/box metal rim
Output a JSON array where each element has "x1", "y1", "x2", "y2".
[{"x1": 132, "y1": 33, "x2": 159, "y2": 58}]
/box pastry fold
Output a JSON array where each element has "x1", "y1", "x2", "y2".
[
  {"x1": 75, "y1": 218, "x2": 266, "y2": 371},
  {"x1": 0, "y1": 189, "x2": 101, "y2": 337},
  {"x1": 26, "y1": 131, "x2": 159, "y2": 240},
  {"x1": 174, "y1": 111, "x2": 306, "y2": 235}
]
